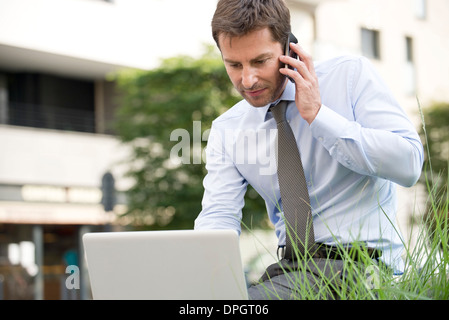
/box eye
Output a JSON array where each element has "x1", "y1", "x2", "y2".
[
  {"x1": 255, "y1": 59, "x2": 267, "y2": 65},
  {"x1": 229, "y1": 63, "x2": 242, "y2": 69}
]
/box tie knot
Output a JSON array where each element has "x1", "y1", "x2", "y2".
[{"x1": 270, "y1": 100, "x2": 288, "y2": 124}]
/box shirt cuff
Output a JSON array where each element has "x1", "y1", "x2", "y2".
[{"x1": 310, "y1": 104, "x2": 350, "y2": 151}]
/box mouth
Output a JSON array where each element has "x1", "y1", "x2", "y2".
[{"x1": 245, "y1": 88, "x2": 266, "y2": 97}]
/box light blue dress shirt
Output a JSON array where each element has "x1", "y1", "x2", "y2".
[{"x1": 194, "y1": 55, "x2": 424, "y2": 272}]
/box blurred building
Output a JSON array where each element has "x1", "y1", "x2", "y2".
[
  {"x1": 0, "y1": 0, "x2": 448, "y2": 299},
  {"x1": 0, "y1": 0, "x2": 216, "y2": 299}
]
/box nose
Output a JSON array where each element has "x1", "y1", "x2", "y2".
[{"x1": 241, "y1": 66, "x2": 258, "y2": 89}]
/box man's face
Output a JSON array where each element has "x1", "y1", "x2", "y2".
[{"x1": 218, "y1": 27, "x2": 287, "y2": 107}]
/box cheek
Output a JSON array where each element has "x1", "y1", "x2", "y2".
[
  {"x1": 225, "y1": 69, "x2": 241, "y2": 87},
  {"x1": 267, "y1": 61, "x2": 283, "y2": 78}
]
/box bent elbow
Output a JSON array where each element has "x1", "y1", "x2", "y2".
[
  {"x1": 398, "y1": 145, "x2": 424, "y2": 188},
  {"x1": 400, "y1": 169, "x2": 422, "y2": 188}
]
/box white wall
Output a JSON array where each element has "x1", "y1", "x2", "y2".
[{"x1": 0, "y1": 125, "x2": 131, "y2": 191}]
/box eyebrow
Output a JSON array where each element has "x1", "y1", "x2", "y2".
[{"x1": 224, "y1": 53, "x2": 274, "y2": 65}]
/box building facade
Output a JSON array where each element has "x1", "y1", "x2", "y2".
[{"x1": 0, "y1": 0, "x2": 217, "y2": 299}]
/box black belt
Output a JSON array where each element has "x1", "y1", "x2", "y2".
[{"x1": 277, "y1": 243, "x2": 382, "y2": 262}]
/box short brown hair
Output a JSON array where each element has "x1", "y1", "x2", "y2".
[{"x1": 212, "y1": 0, "x2": 291, "y2": 49}]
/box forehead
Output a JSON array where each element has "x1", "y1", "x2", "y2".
[{"x1": 218, "y1": 28, "x2": 282, "y2": 61}]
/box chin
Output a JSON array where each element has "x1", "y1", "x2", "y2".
[{"x1": 242, "y1": 94, "x2": 272, "y2": 108}]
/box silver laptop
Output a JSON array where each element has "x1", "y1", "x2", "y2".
[{"x1": 82, "y1": 229, "x2": 249, "y2": 300}]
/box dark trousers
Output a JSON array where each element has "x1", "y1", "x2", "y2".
[{"x1": 248, "y1": 247, "x2": 382, "y2": 300}]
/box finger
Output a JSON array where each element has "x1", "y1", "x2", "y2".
[
  {"x1": 289, "y1": 43, "x2": 316, "y2": 77},
  {"x1": 279, "y1": 55, "x2": 313, "y2": 82},
  {"x1": 279, "y1": 65, "x2": 308, "y2": 85}
]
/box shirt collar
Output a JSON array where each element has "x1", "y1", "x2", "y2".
[{"x1": 262, "y1": 80, "x2": 296, "y2": 122}]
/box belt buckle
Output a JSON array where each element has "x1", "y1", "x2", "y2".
[{"x1": 277, "y1": 246, "x2": 285, "y2": 260}]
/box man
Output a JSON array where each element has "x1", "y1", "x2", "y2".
[{"x1": 194, "y1": 0, "x2": 423, "y2": 299}]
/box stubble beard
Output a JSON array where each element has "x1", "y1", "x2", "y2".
[{"x1": 239, "y1": 75, "x2": 288, "y2": 108}]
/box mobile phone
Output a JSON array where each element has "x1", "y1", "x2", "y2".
[{"x1": 284, "y1": 32, "x2": 298, "y2": 83}]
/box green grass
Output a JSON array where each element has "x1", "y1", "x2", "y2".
[
  {"x1": 394, "y1": 169, "x2": 449, "y2": 300},
  {"x1": 247, "y1": 177, "x2": 449, "y2": 300}
]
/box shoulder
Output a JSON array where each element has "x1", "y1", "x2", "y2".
[
  {"x1": 314, "y1": 55, "x2": 371, "y2": 76},
  {"x1": 212, "y1": 99, "x2": 251, "y2": 126}
]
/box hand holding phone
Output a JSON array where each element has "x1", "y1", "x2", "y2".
[{"x1": 279, "y1": 33, "x2": 322, "y2": 124}]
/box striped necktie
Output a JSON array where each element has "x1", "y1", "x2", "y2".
[{"x1": 270, "y1": 100, "x2": 315, "y2": 260}]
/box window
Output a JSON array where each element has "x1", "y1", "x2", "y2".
[
  {"x1": 413, "y1": 0, "x2": 427, "y2": 20},
  {"x1": 361, "y1": 28, "x2": 381, "y2": 60},
  {"x1": 404, "y1": 36, "x2": 416, "y2": 95},
  {"x1": 406, "y1": 36, "x2": 414, "y2": 62},
  {"x1": 7, "y1": 73, "x2": 96, "y2": 133}
]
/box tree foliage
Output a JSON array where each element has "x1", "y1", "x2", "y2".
[
  {"x1": 420, "y1": 102, "x2": 449, "y2": 176},
  {"x1": 113, "y1": 47, "x2": 267, "y2": 230},
  {"x1": 419, "y1": 101, "x2": 449, "y2": 243}
]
